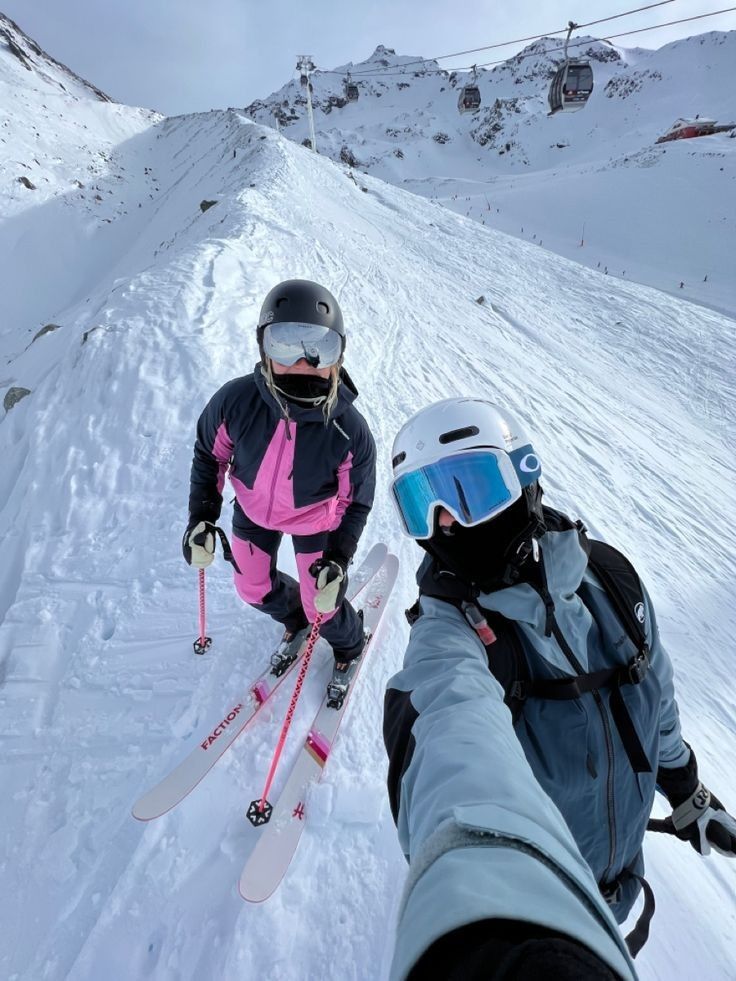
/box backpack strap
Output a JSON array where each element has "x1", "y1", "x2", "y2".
[
  {"x1": 406, "y1": 596, "x2": 530, "y2": 724},
  {"x1": 523, "y1": 532, "x2": 652, "y2": 773},
  {"x1": 527, "y1": 654, "x2": 652, "y2": 774},
  {"x1": 601, "y1": 864, "x2": 656, "y2": 958}
]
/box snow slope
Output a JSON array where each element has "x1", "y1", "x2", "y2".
[
  {"x1": 1, "y1": 21, "x2": 735, "y2": 981},
  {"x1": 245, "y1": 33, "x2": 736, "y2": 316},
  {"x1": 0, "y1": 12, "x2": 161, "y2": 345}
]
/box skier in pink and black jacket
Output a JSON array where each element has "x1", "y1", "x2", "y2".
[{"x1": 183, "y1": 280, "x2": 376, "y2": 696}]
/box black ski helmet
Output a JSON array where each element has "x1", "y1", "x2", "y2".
[{"x1": 257, "y1": 279, "x2": 345, "y2": 361}]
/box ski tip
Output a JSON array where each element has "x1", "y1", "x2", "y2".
[
  {"x1": 131, "y1": 802, "x2": 161, "y2": 822},
  {"x1": 238, "y1": 877, "x2": 279, "y2": 904}
]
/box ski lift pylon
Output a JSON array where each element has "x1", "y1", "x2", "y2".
[{"x1": 548, "y1": 22, "x2": 594, "y2": 115}]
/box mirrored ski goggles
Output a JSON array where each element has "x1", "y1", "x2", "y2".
[
  {"x1": 391, "y1": 446, "x2": 541, "y2": 539},
  {"x1": 262, "y1": 321, "x2": 343, "y2": 368}
]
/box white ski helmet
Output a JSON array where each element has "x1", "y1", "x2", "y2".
[{"x1": 391, "y1": 398, "x2": 543, "y2": 539}]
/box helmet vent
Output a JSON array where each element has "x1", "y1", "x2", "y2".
[
  {"x1": 439, "y1": 425, "x2": 479, "y2": 444},
  {"x1": 317, "y1": 301, "x2": 329, "y2": 314},
  {"x1": 392, "y1": 451, "x2": 406, "y2": 468}
]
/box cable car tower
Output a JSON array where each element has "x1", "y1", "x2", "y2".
[
  {"x1": 296, "y1": 55, "x2": 318, "y2": 152},
  {"x1": 548, "y1": 22, "x2": 594, "y2": 115},
  {"x1": 458, "y1": 65, "x2": 481, "y2": 114}
]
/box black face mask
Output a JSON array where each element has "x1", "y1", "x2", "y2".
[
  {"x1": 424, "y1": 495, "x2": 540, "y2": 592},
  {"x1": 272, "y1": 373, "x2": 332, "y2": 403}
]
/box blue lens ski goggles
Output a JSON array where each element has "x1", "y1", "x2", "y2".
[
  {"x1": 262, "y1": 321, "x2": 343, "y2": 368},
  {"x1": 391, "y1": 446, "x2": 541, "y2": 540}
]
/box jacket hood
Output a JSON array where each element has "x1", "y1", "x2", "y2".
[
  {"x1": 479, "y1": 528, "x2": 588, "y2": 626},
  {"x1": 480, "y1": 527, "x2": 595, "y2": 672}
]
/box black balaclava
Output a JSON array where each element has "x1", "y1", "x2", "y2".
[
  {"x1": 423, "y1": 491, "x2": 544, "y2": 593},
  {"x1": 271, "y1": 372, "x2": 332, "y2": 404}
]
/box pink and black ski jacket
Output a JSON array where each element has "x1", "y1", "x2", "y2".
[{"x1": 188, "y1": 365, "x2": 376, "y2": 563}]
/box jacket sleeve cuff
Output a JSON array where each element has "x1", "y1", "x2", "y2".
[
  {"x1": 324, "y1": 533, "x2": 358, "y2": 568},
  {"x1": 188, "y1": 496, "x2": 222, "y2": 524},
  {"x1": 656, "y1": 744, "x2": 698, "y2": 806}
]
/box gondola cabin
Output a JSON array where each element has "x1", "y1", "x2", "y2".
[
  {"x1": 548, "y1": 61, "x2": 594, "y2": 114},
  {"x1": 345, "y1": 82, "x2": 359, "y2": 102},
  {"x1": 458, "y1": 85, "x2": 481, "y2": 114}
]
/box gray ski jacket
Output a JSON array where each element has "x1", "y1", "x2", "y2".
[{"x1": 384, "y1": 525, "x2": 688, "y2": 980}]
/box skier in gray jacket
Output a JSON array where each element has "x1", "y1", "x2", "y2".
[{"x1": 384, "y1": 398, "x2": 736, "y2": 981}]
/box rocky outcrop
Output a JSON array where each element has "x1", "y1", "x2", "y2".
[{"x1": 4, "y1": 387, "x2": 31, "y2": 412}]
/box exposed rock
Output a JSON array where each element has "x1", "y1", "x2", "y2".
[
  {"x1": 18, "y1": 175, "x2": 36, "y2": 190},
  {"x1": 0, "y1": 27, "x2": 32, "y2": 69},
  {"x1": 433, "y1": 132, "x2": 451, "y2": 144},
  {"x1": 32, "y1": 323, "x2": 61, "y2": 342},
  {"x1": 470, "y1": 98, "x2": 522, "y2": 149},
  {"x1": 199, "y1": 199, "x2": 217, "y2": 213},
  {"x1": 604, "y1": 70, "x2": 662, "y2": 99},
  {"x1": 4, "y1": 387, "x2": 31, "y2": 412},
  {"x1": 475, "y1": 295, "x2": 486, "y2": 305},
  {"x1": 340, "y1": 145, "x2": 359, "y2": 168},
  {"x1": 82, "y1": 326, "x2": 101, "y2": 344}
]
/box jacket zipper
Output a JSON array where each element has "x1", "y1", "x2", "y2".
[
  {"x1": 551, "y1": 621, "x2": 617, "y2": 881},
  {"x1": 265, "y1": 412, "x2": 290, "y2": 526}
]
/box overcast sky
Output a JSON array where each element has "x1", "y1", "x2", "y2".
[{"x1": 3, "y1": 0, "x2": 735, "y2": 115}]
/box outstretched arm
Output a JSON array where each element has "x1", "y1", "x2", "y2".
[{"x1": 383, "y1": 596, "x2": 637, "y2": 981}]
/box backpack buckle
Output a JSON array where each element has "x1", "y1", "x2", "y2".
[
  {"x1": 626, "y1": 651, "x2": 650, "y2": 685},
  {"x1": 600, "y1": 876, "x2": 623, "y2": 905}
]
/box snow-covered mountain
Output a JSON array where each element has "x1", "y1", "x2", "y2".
[
  {"x1": 1, "y1": 16, "x2": 735, "y2": 981},
  {"x1": 0, "y1": 12, "x2": 165, "y2": 345},
  {"x1": 245, "y1": 34, "x2": 736, "y2": 315}
]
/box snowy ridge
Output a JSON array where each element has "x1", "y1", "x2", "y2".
[
  {"x1": 245, "y1": 32, "x2": 736, "y2": 314},
  {"x1": 1, "y1": 20, "x2": 735, "y2": 981},
  {"x1": 0, "y1": 12, "x2": 111, "y2": 102}
]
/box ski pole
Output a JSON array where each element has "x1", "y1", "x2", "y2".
[
  {"x1": 193, "y1": 568, "x2": 213, "y2": 655},
  {"x1": 247, "y1": 614, "x2": 324, "y2": 825}
]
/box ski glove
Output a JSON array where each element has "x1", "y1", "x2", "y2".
[
  {"x1": 655, "y1": 747, "x2": 736, "y2": 857},
  {"x1": 182, "y1": 519, "x2": 217, "y2": 569},
  {"x1": 309, "y1": 557, "x2": 346, "y2": 614}
]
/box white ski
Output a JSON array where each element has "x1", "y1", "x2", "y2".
[
  {"x1": 132, "y1": 543, "x2": 389, "y2": 821},
  {"x1": 239, "y1": 552, "x2": 399, "y2": 902}
]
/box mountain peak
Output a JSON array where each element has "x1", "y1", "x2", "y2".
[
  {"x1": 0, "y1": 13, "x2": 113, "y2": 101},
  {"x1": 372, "y1": 44, "x2": 396, "y2": 58}
]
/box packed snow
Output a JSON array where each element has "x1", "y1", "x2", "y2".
[{"x1": 1, "y1": 14, "x2": 735, "y2": 981}]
